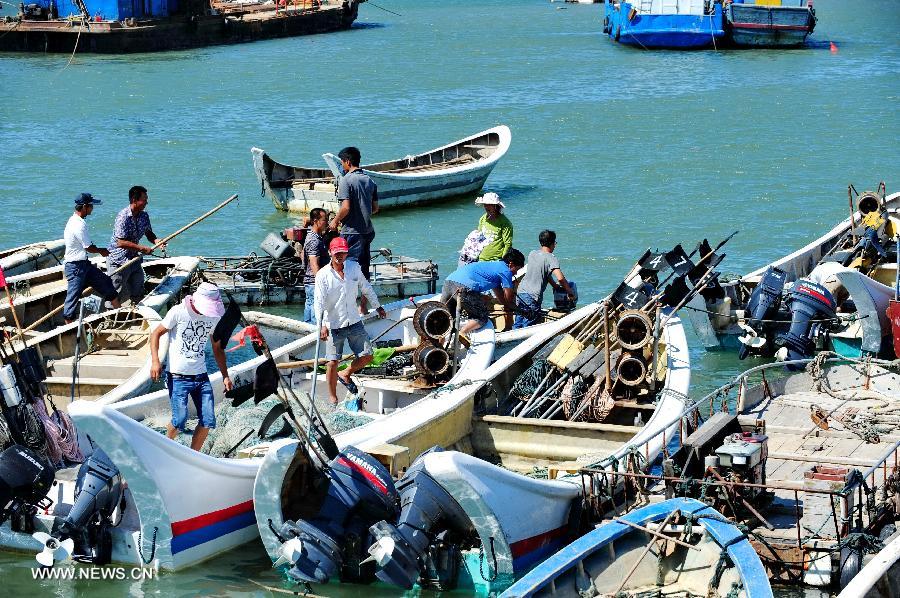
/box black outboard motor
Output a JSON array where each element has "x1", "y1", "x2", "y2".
[
  {"x1": 738, "y1": 267, "x2": 787, "y2": 360},
  {"x1": 366, "y1": 447, "x2": 474, "y2": 590},
  {"x1": 56, "y1": 448, "x2": 123, "y2": 564},
  {"x1": 0, "y1": 444, "x2": 54, "y2": 531},
  {"x1": 777, "y1": 280, "x2": 837, "y2": 370},
  {"x1": 277, "y1": 446, "x2": 399, "y2": 584}
]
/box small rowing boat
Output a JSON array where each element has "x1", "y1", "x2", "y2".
[
  {"x1": 0, "y1": 239, "x2": 65, "y2": 277},
  {"x1": 0, "y1": 256, "x2": 199, "y2": 334},
  {"x1": 500, "y1": 497, "x2": 772, "y2": 597},
  {"x1": 252, "y1": 125, "x2": 511, "y2": 214}
]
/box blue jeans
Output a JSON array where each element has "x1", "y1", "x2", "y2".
[
  {"x1": 303, "y1": 283, "x2": 316, "y2": 323},
  {"x1": 513, "y1": 293, "x2": 543, "y2": 329},
  {"x1": 342, "y1": 231, "x2": 375, "y2": 280},
  {"x1": 63, "y1": 260, "x2": 118, "y2": 321},
  {"x1": 166, "y1": 372, "x2": 216, "y2": 430}
]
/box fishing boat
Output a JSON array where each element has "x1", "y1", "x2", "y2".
[
  {"x1": 62, "y1": 296, "x2": 495, "y2": 571},
  {"x1": 500, "y1": 497, "x2": 772, "y2": 597},
  {"x1": 564, "y1": 354, "x2": 900, "y2": 589},
  {"x1": 604, "y1": 0, "x2": 726, "y2": 49},
  {"x1": 252, "y1": 125, "x2": 512, "y2": 214},
  {"x1": 0, "y1": 256, "x2": 199, "y2": 334},
  {"x1": 0, "y1": 240, "x2": 65, "y2": 277},
  {"x1": 725, "y1": 0, "x2": 816, "y2": 48},
  {"x1": 255, "y1": 237, "x2": 731, "y2": 593},
  {"x1": 686, "y1": 187, "x2": 900, "y2": 360},
  {"x1": 838, "y1": 532, "x2": 900, "y2": 598},
  {"x1": 0, "y1": 0, "x2": 363, "y2": 54}
]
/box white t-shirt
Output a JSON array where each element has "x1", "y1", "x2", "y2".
[
  {"x1": 161, "y1": 301, "x2": 221, "y2": 375},
  {"x1": 63, "y1": 213, "x2": 92, "y2": 263}
]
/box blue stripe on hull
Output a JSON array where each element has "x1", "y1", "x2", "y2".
[{"x1": 170, "y1": 510, "x2": 257, "y2": 555}]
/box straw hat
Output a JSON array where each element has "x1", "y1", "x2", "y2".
[{"x1": 475, "y1": 192, "x2": 505, "y2": 209}]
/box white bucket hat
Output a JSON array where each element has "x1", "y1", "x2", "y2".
[
  {"x1": 188, "y1": 282, "x2": 226, "y2": 318},
  {"x1": 475, "y1": 192, "x2": 505, "y2": 209}
]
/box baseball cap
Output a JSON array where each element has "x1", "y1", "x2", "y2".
[
  {"x1": 75, "y1": 192, "x2": 102, "y2": 206},
  {"x1": 329, "y1": 237, "x2": 350, "y2": 254}
]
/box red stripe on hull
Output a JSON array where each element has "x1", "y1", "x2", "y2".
[
  {"x1": 510, "y1": 525, "x2": 568, "y2": 558},
  {"x1": 171, "y1": 499, "x2": 255, "y2": 536}
]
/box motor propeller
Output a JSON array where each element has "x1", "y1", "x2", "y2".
[
  {"x1": 33, "y1": 532, "x2": 74, "y2": 567},
  {"x1": 272, "y1": 537, "x2": 304, "y2": 569}
]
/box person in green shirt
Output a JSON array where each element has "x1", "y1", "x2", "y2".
[{"x1": 475, "y1": 192, "x2": 513, "y2": 261}]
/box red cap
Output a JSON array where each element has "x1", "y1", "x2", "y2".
[{"x1": 329, "y1": 237, "x2": 350, "y2": 254}]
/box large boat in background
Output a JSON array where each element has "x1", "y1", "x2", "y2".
[
  {"x1": 252, "y1": 125, "x2": 511, "y2": 215},
  {"x1": 604, "y1": 0, "x2": 725, "y2": 49},
  {"x1": 725, "y1": 0, "x2": 816, "y2": 47}
]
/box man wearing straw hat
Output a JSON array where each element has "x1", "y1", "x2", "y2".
[
  {"x1": 63, "y1": 193, "x2": 121, "y2": 324},
  {"x1": 149, "y1": 282, "x2": 232, "y2": 452},
  {"x1": 314, "y1": 237, "x2": 386, "y2": 405}
]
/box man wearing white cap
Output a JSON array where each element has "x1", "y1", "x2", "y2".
[
  {"x1": 149, "y1": 282, "x2": 233, "y2": 452},
  {"x1": 474, "y1": 192, "x2": 513, "y2": 262}
]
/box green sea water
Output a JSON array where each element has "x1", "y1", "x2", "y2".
[{"x1": 0, "y1": 0, "x2": 898, "y2": 594}]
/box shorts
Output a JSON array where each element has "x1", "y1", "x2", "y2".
[
  {"x1": 325, "y1": 321, "x2": 372, "y2": 361},
  {"x1": 167, "y1": 372, "x2": 216, "y2": 430},
  {"x1": 440, "y1": 280, "x2": 490, "y2": 326},
  {"x1": 63, "y1": 260, "x2": 118, "y2": 321},
  {"x1": 108, "y1": 259, "x2": 145, "y2": 304}
]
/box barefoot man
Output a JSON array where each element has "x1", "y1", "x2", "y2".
[
  {"x1": 150, "y1": 282, "x2": 233, "y2": 451},
  {"x1": 314, "y1": 237, "x2": 386, "y2": 405}
]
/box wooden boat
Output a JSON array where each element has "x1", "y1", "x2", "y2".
[
  {"x1": 566, "y1": 355, "x2": 900, "y2": 589},
  {"x1": 725, "y1": 0, "x2": 816, "y2": 48},
  {"x1": 15, "y1": 305, "x2": 168, "y2": 408},
  {"x1": 64, "y1": 296, "x2": 496, "y2": 571},
  {"x1": 686, "y1": 189, "x2": 900, "y2": 360},
  {"x1": 604, "y1": 0, "x2": 725, "y2": 49},
  {"x1": 251, "y1": 125, "x2": 511, "y2": 214},
  {"x1": 838, "y1": 532, "x2": 900, "y2": 598},
  {"x1": 256, "y1": 233, "x2": 720, "y2": 592},
  {"x1": 0, "y1": 256, "x2": 199, "y2": 334},
  {"x1": 0, "y1": 239, "x2": 64, "y2": 277},
  {"x1": 500, "y1": 497, "x2": 772, "y2": 597}
]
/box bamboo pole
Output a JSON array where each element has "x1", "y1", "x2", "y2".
[
  {"x1": 277, "y1": 343, "x2": 418, "y2": 370},
  {"x1": 612, "y1": 517, "x2": 700, "y2": 551},
  {"x1": 23, "y1": 194, "x2": 239, "y2": 336},
  {"x1": 614, "y1": 509, "x2": 680, "y2": 594}
]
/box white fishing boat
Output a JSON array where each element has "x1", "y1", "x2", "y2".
[
  {"x1": 686, "y1": 188, "x2": 900, "y2": 360},
  {"x1": 252, "y1": 125, "x2": 512, "y2": 214},
  {"x1": 0, "y1": 239, "x2": 65, "y2": 277},
  {"x1": 63, "y1": 296, "x2": 496, "y2": 571},
  {"x1": 0, "y1": 256, "x2": 199, "y2": 334}
]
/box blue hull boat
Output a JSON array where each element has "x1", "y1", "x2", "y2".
[
  {"x1": 726, "y1": 0, "x2": 816, "y2": 47},
  {"x1": 500, "y1": 497, "x2": 772, "y2": 598},
  {"x1": 604, "y1": 1, "x2": 725, "y2": 49}
]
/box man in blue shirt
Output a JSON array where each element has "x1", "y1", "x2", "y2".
[
  {"x1": 440, "y1": 248, "x2": 525, "y2": 336},
  {"x1": 107, "y1": 185, "x2": 164, "y2": 304}
]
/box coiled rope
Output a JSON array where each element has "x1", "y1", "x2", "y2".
[{"x1": 32, "y1": 398, "x2": 83, "y2": 465}]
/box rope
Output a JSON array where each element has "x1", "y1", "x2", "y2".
[
  {"x1": 137, "y1": 525, "x2": 158, "y2": 565},
  {"x1": 478, "y1": 536, "x2": 498, "y2": 582},
  {"x1": 9, "y1": 403, "x2": 48, "y2": 456},
  {"x1": 32, "y1": 397, "x2": 83, "y2": 465}
]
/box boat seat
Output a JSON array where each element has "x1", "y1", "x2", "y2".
[
  {"x1": 43, "y1": 376, "x2": 122, "y2": 387},
  {"x1": 46, "y1": 353, "x2": 142, "y2": 379}
]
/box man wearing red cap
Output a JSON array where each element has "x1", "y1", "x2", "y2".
[{"x1": 314, "y1": 237, "x2": 386, "y2": 404}]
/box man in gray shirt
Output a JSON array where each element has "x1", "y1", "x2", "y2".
[
  {"x1": 513, "y1": 229, "x2": 576, "y2": 329},
  {"x1": 330, "y1": 146, "x2": 378, "y2": 281}
]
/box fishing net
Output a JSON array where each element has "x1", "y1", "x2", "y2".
[{"x1": 502, "y1": 359, "x2": 555, "y2": 415}]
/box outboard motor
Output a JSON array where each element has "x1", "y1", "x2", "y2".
[
  {"x1": 366, "y1": 447, "x2": 474, "y2": 590},
  {"x1": 277, "y1": 446, "x2": 399, "y2": 584},
  {"x1": 776, "y1": 280, "x2": 837, "y2": 370},
  {"x1": 0, "y1": 444, "x2": 54, "y2": 531},
  {"x1": 738, "y1": 267, "x2": 787, "y2": 360},
  {"x1": 55, "y1": 448, "x2": 123, "y2": 564}
]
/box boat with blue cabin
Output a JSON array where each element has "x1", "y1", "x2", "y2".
[
  {"x1": 725, "y1": 0, "x2": 816, "y2": 47},
  {"x1": 500, "y1": 497, "x2": 772, "y2": 598},
  {"x1": 604, "y1": 0, "x2": 725, "y2": 49}
]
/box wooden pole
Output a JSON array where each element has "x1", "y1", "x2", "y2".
[
  {"x1": 22, "y1": 194, "x2": 239, "y2": 335},
  {"x1": 848, "y1": 184, "x2": 858, "y2": 245},
  {"x1": 612, "y1": 517, "x2": 700, "y2": 551},
  {"x1": 277, "y1": 343, "x2": 418, "y2": 370},
  {"x1": 2, "y1": 286, "x2": 24, "y2": 342},
  {"x1": 614, "y1": 509, "x2": 680, "y2": 594}
]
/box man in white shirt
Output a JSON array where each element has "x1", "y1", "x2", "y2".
[
  {"x1": 63, "y1": 193, "x2": 121, "y2": 323},
  {"x1": 314, "y1": 236, "x2": 386, "y2": 405},
  {"x1": 149, "y1": 282, "x2": 233, "y2": 452}
]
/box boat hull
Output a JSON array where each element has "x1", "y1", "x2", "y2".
[
  {"x1": 726, "y1": 3, "x2": 815, "y2": 47},
  {"x1": 0, "y1": 239, "x2": 65, "y2": 277},
  {"x1": 605, "y1": 2, "x2": 725, "y2": 49}
]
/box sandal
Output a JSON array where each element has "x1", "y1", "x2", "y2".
[{"x1": 337, "y1": 375, "x2": 359, "y2": 395}]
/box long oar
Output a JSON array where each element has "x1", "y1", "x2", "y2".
[{"x1": 22, "y1": 194, "x2": 239, "y2": 336}]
